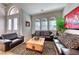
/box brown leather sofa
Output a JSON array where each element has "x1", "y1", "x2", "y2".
[
  {"x1": 32, "y1": 31, "x2": 53, "y2": 41},
  {"x1": 53, "y1": 33, "x2": 79, "y2": 55}
]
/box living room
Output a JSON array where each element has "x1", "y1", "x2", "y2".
[{"x1": 0, "y1": 3, "x2": 79, "y2": 55}]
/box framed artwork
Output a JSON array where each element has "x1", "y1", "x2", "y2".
[
  {"x1": 65, "y1": 6, "x2": 79, "y2": 29},
  {"x1": 25, "y1": 21, "x2": 30, "y2": 27}
]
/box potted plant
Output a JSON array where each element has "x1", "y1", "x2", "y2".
[{"x1": 56, "y1": 17, "x2": 65, "y2": 36}]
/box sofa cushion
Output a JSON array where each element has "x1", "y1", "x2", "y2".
[
  {"x1": 12, "y1": 39, "x2": 22, "y2": 43},
  {"x1": 35, "y1": 31, "x2": 52, "y2": 36},
  {"x1": 39, "y1": 36, "x2": 45, "y2": 38},
  {"x1": 40, "y1": 31, "x2": 44, "y2": 36},
  {"x1": 54, "y1": 39, "x2": 60, "y2": 43},
  {"x1": 0, "y1": 36, "x2": 2, "y2": 39},
  {"x1": 62, "y1": 48, "x2": 79, "y2": 55},
  {"x1": 2, "y1": 33, "x2": 17, "y2": 40},
  {"x1": 0, "y1": 39, "x2": 12, "y2": 43},
  {"x1": 45, "y1": 36, "x2": 50, "y2": 38},
  {"x1": 58, "y1": 33, "x2": 79, "y2": 49},
  {"x1": 43, "y1": 31, "x2": 50, "y2": 36},
  {"x1": 35, "y1": 31, "x2": 40, "y2": 36}
]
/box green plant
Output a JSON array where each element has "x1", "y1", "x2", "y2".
[{"x1": 56, "y1": 17, "x2": 65, "y2": 33}]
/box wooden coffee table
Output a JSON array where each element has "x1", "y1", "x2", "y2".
[{"x1": 26, "y1": 37, "x2": 45, "y2": 53}]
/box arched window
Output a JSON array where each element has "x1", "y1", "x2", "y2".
[
  {"x1": 49, "y1": 17, "x2": 56, "y2": 30},
  {"x1": 35, "y1": 19, "x2": 40, "y2": 31},
  {"x1": 7, "y1": 6, "x2": 19, "y2": 32},
  {"x1": 41, "y1": 18, "x2": 48, "y2": 30},
  {"x1": 8, "y1": 6, "x2": 19, "y2": 15}
]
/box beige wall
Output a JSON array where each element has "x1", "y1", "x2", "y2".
[
  {"x1": 31, "y1": 9, "x2": 63, "y2": 34},
  {"x1": 22, "y1": 10, "x2": 31, "y2": 42},
  {"x1": 0, "y1": 16, "x2": 5, "y2": 35},
  {"x1": 0, "y1": 4, "x2": 5, "y2": 35}
]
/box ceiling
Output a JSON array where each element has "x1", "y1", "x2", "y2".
[
  {"x1": 3, "y1": 3, "x2": 66, "y2": 15},
  {"x1": 14, "y1": 3, "x2": 66, "y2": 15}
]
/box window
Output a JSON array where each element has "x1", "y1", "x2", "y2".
[
  {"x1": 35, "y1": 19, "x2": 40, "y2": 31},
  {"x1": 7, "y1": 6, "x2": 19, "y2": 31},
  {"x1": 8, "y1": 19, "x2": 12, "y2": 30},
  {"x1": 49, "y1": 20, "x2": 56, "y2": 30},
  {"x1": 13, "y1": 18, "x2": 18, "y2": 30},
  {"x1": 49, "y1": 17, "x2": 56, "y2": 30},
  {"x1": 34, "y1": 17, "x2": 56, "y2": 31},
  {"x1": 8, "y1": 6, "x2": 19, "y2": 15},
  {"x1": 41, "y1": 18, "x2": 48, "y2": 30}
]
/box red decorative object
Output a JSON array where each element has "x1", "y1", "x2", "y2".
[{"x1": 65, "y1": 6, "x2": 79, "y2": 29}]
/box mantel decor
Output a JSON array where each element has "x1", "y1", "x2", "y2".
[
  {"x1": 25, "y1": 21, "x2": 30, "y2": 27},
  {"x1": 33, "y1": 36, "x2": 39, "y2": 40}
]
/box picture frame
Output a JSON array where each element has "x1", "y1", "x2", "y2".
[{"x1": 25, "y1": 21, "x2": 30, "y2": 27}]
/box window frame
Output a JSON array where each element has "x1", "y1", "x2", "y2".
[
  {"x1": 7, "y1": 6, "x2": 19, "y2": 32},
  {"x1": 35, "y1": 19, "x2": 40, "y2": 31},
  {"x1": 41, "y1": 18, "x2": 48, "y2": 31},
  {"x1": 8, "y1": 6, "x2": 19, "y2": 16},
  {"x1": 13, "y1": 18, "x2": 18, "y2": 30},
  {"x1": 49, "y1": 17, "x2": 56, "y2": 31},
  {"x1": 8, "y1": 19, "x2": 12, "y2": 30}
]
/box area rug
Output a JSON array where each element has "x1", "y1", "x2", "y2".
[{"x1": 6, "y1": 41, "x2": 58, "y2": 55}]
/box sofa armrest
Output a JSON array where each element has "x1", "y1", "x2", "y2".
[
  {"x1": 17, "y1": 35, "x2": 24, "y2": 40},
  {"x1": 50, "y1": 34, "x2": 54, "y2": 36},
  {"x1": 0, "y1": 36, "x2": 2, "y2": 39},
  {"x1": 50, "y1": 34, "x2": 54, "y2": 39},
  {"x1": 0, "y1": 39, "x2": 2, "y2": 40},
  {"x1": 53, "y1": 38, "x2": 63, "y2": 55},
  {"x1": 32, "y1": 33, "x2": 36, "y2": 37},
  {"x1": 0, "y1": 39, "x2": 12, "y2": 43}
]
